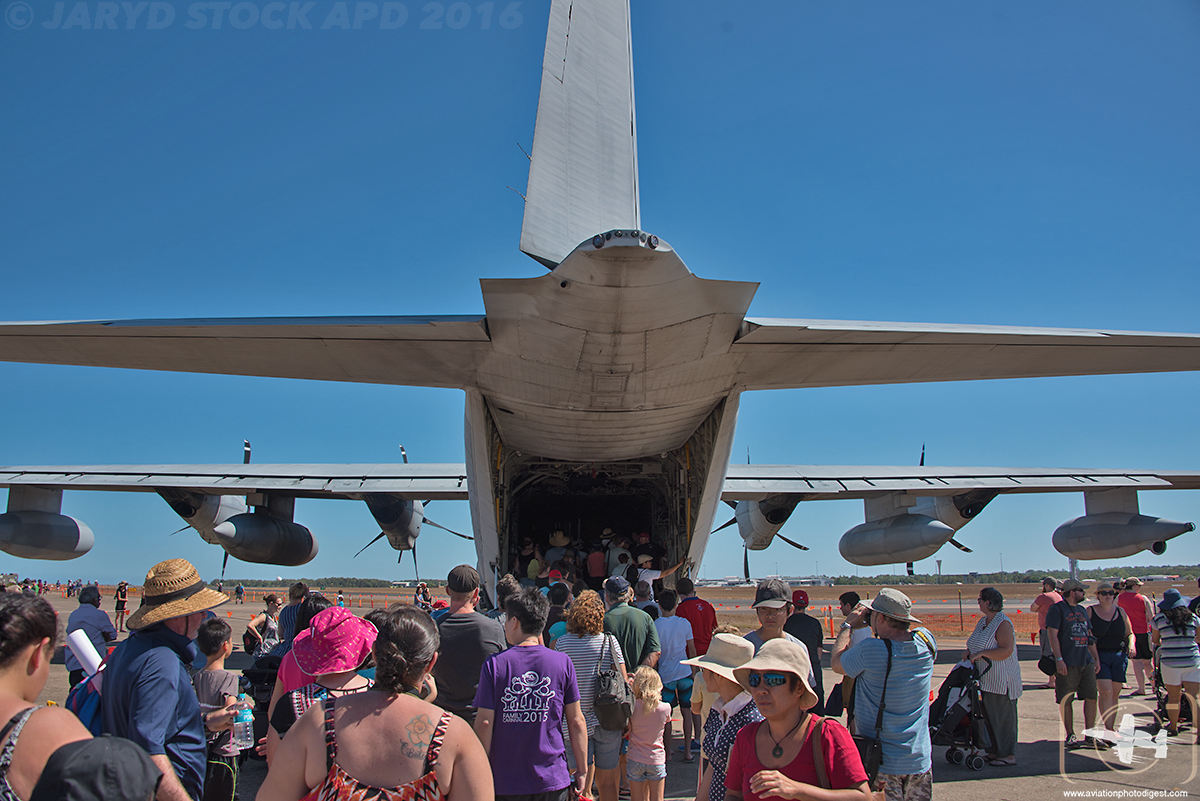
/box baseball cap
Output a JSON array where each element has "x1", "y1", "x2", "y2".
[
  {"x1": 605, "y1": 575, "x2": 630, "y2": 595},
  {"x1": 753, "y1": 579, "x2": 791, "y2": 609},
  {"x1": 791, "y1": 589, "x2": 809, "y2": 607},
  {"x1": 1060, "y1": 578, "x2": 1086, "y2": 593},
  {"x1": 447, "y1": 565, "x2": 480, "y2": 594},
  {"x1": 29, "y1": 735, "x2": 162, "y2": 801}
]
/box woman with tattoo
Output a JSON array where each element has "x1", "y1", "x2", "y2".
[{"x1": 258, "y1": 605, "x2": 493, "y2": 800}]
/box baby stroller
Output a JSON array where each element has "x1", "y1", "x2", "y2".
[
  {"x1": 929, "y1": 660, "x2": 997, "y2": 771},
  {"x1": 240, "y1": 654, "x2": 281, "y2": 760},
  {"x1": 1152, "y1": 648, "x2": 1194, "y2": 733}
]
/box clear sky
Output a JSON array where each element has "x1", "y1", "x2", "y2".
[{"x1": 2, "y1": 0, "x2": 1198, "y2": 586}]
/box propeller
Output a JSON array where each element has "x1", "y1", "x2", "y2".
[
  {"x1": 906, "y1": 562, "x2": 915, "y2": 576},
  {"x1": 354, "y1": 531, "x2": 389, "y2": 559},
  {"x1": 712, "y1": 517, "x2": 737, "y2": 534},
  {"x1": 947, "y1": 538, "x2": 973, "y2": 553},
  {"x1": 744, "y1": 548, "x2": 750, "y2": 582},
  {"x1": 423, "y1": 518, "x2": 473, "y2": 541},
  {"x1": 775, "y1": 533, "x2": 809, "y2": 551}
]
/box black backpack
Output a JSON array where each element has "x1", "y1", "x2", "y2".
[{"x1": 594, "y1": 635, "x2": 633, "y2": 731}]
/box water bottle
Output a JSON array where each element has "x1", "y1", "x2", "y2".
[{"x1": 232, "y1": 694, "x2": 254, "y2": 751}]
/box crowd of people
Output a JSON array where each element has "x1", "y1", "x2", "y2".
[{"x1": 1, "y1": 556, "x2": 1197, "y2": 801}]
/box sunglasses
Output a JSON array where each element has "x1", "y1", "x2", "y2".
[
  {"x1": 746, "y1": 671, "x2": 790, "y2": 688},
  {"x1": 1098, "y1": 591, "x2": 1116, "y2": 597}
]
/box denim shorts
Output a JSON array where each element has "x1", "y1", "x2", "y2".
[
  {"x1": 566, "y1": 726, "x2": 622, "y2": 772},
  {"x1": 1096, "y1": 650, "x2": 1127, "y2": 683},
  {"x1": 627, "y1": 760, "x2": 667, "y2": 782}
]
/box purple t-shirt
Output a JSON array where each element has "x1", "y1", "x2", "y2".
[{"x1": 474, "y1": 644, "x2": 580, "y2": 795}]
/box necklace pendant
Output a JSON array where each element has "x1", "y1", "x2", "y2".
[{"x1": 772, "y1": 745, "x2": 784, "y2": 758}]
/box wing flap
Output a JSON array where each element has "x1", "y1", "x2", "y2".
[
  {"x1": 733, "y1": 319, "x2": 1200, "y2": 390},
  {"x1": 0, "y1": 316, "x2": 490, "y2": 388}
]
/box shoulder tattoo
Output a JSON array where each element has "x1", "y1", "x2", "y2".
[{"x1": 402, "y1": 714, "x2": 436, "y2": 759}]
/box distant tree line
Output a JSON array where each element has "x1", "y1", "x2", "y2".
[
  {"x1": 207, "y1": 577, "x2": 443, "y2": 588},
  {"x1": 829, "y1": 564, "x2": 1198, "y2": 585}
]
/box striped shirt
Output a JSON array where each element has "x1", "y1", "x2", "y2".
[
  {"x1": 966, "y1": 612, "x2": 1022, "y2": 700},
  {"x1": 554, "y1": 633, "x2": 625, "y2": 735},
  {"x1": 1152, "y1": 612, "x2": 1200, "y2": 669}
]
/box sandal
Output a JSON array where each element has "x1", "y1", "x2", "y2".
[
  {"x1": 682, "y1": 753, "x2": 695, "y2": 763},
  {"x1": 987, "y1": 758, "x2": 1016, "y2": 766}
]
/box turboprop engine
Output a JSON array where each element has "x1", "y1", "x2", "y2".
[
  {"x1": 738, "y1": 495, "x2": 802, "y2": 550},
  {"x1": 159, "y1": 489, "x2": 318, "y2": 566},
  {"x1": 839, "y1": 514, "x2": 955, "y2": 566},
  {"x1": 1052, "y1": 488, "x2": 1194, "y2": 561},
  {"x1": 363, "y1": 493, "x2": 424, "y2": 552},
  {"x1": 0, "y1": 486, "x2": 93, "y2": 560}
]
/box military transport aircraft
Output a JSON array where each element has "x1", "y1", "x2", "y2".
[{"x1": 2, "y1": 0, "x2": 1199, "y2": 594}]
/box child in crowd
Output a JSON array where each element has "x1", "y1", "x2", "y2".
[
  {"x1": 627, "y1": 667, "x2": 670, "y2": 801},
  {"x1": 193, "y1": 618, "x2": 241, "y2": 801}
]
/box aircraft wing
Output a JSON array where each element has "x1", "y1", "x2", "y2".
[
  {"x1": 721, "y1": 464, "x2": 1200, "y2": 501},
  {"x1": 732, "y1": 318, "x2": 1200, "y2": 390},
  {"x1": 0, "y1": 463, "x2": 471, "y2": 501},
  {"x1": 0, "y1": 316, "x2": 489, "y2": 387}
]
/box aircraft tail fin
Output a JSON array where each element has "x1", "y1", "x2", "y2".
[{"x1": 519, "y1": 0, "x2": 641, "y2": 268}]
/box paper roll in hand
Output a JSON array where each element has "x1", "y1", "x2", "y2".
[{"x1": 66, "y1": 629, "x2": 103, "y2": 677}]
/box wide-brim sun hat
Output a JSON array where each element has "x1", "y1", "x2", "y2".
[
  {"x1": 635, "y1": 553, "x2": 654, "y2": 565},
  {"x1": 732, "y1": 639, "x2": 819, "y2": 711},
  {"x1": 292, "y1": 607, "x2": 378, "y2": 675},
  {"x1": 549, "y1": 530, "x2": 571, "y2": 547},
  {"x1": 681, "y1": 633, "x2": 755, "y2": 684},
  {"x1": 1159, "y1": 588, "x2": 1187, "y2": 612},
  {"x1": 867, "y1": 587, "x2": 921, "y2": 624},
  {"x1": 126, "y1": 559, "x2": 229, "y2": 630}
]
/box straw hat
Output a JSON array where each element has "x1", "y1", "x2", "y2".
[
  {"x1": 126, "y1": 559, "x2": 228, "y2": 630},
  {"x1": 292, "y1": 607, "x2": 378, "y2": 675},
  {"x1": 549, "y1": 530, "x2": 571, "y2": 548},
  {"x1": 732, "y1": 639, "x2": 819, "y2": 710},
  {"x1": 681, "y1": 633, "x2": 755, "y2": 684}
]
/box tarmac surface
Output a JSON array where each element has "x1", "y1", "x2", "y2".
[{"x1": 34, "y1": 587, "x2": 1200, "y2": 800}]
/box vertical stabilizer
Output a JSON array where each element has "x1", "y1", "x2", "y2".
[{"x1": 520, "y1": 0, "x2": 641, "y2": 268}]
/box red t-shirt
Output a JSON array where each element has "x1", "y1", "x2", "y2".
[
  {"x1": 1034, "y1": 591, "x2": 1062, "y2": 629},
  {"x1": 1118, "y1": 591, "x2": 1152, "y2": 635},
  {"x1": 587, "y1": 551, "x2": 607, "y2": 578},
  {"x1": 676, "y1": 596, "x2": 718, "y2": 655},
  {"x1": 724, "y1": 717, "x2": 868, "y2": 799}
]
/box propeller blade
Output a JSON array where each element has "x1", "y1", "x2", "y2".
[
  {"x1": 168, "y1": 524, "x2": 191, "y2": 536},
  {"x1": 399, "y1": 445, "x2": 408, "y2": 465},
  {"x1": 423, "y1": 518, "x2": 473, "y2": 541},
  {"x1": 948, "y1": 538, "x2": 973, "y2": 553},
  {"x1": 354, "y1": 531, "x2": 389, "y2": 559},
  {"x1": 244, "y1": 440, "x2": 251, "y2": 465},
  {"x1": 744, "y1": 549, "x2": 750, "y2": 582},
  {"x1": 919, "y1": 443, "x2": 925, "y2": 467},
  {"x1": 907, "y1": 562, "x2": 915, "y2": 576},
  {"x1": 712, "y1": 517, "x2": 737, "y2": 534},
  {"x1": 772, "y1": 532, "x2": 811, "y2": 551},
  {"x1": 412, "y1": 542, "x2": 419, "y2": 579},
  {"x1": 221, "y1": 551, "x2": 229, "y2": 582}
]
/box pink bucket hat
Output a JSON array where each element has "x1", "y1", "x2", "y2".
[{"x1": 291, "y1": 607, "x2": 377, "y2": 675}]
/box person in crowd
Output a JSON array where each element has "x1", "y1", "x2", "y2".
[
  {"x1": 545, "y1": 529, "x2": 571, "y2": 565},
  {"x1": 1190, "y1": 576, "x2": 1200, "y2": 617},
  {"x1": 234, "y1": 584, "x2": 244, "y2": 604},
  {"x1": 28, "y1": 735, "x2": 163, "y2": 801},
  {"x1": 485, "y1": 573, "x2": 522, "y2": 624},
  {"x1": 1046, "y1": 577, "x2": 1103, "y2": 748},
  {"x1": 602, "y1": 576, "x2": 660, "y2": 671},
  {"x1": 964, "y1": 587, "x2": 1023, "y2": 766},
  {"x1": 475, "y1": 588, "x2": 588, "y2": 800},
  {"x1": 586, "y1": 540, "x2": 609, "y2": 592},
  {"x1": 554, "y1": 590, "x2": 627, "y2": 801},
  {"x1": 1151, "y1": 588, "x2": 1200, "y2": 740},
  {"x1": 783, "y1": 589, "x2": 825, "y2": 716},
  {"x1": 64, "y1": 584, "x2": 117, "y2": 688},
  {"x1": 0, "y1": 595, "x2": 94, "y2": 799},
  {"x1": 102, "y1": 558, "x2": 230, "y2": 801},
  {"x1": 246, "y1": 594, "x2": 283, "y2": 658},
  {"x1": 626, "y1": 667, "x2": 670, "y2": 801},
  {"x1": 727, "y1": 639, "x2": 870, "y2": 801},
  {"x1": 833, "y1": 588, "x2": 937, "y2": 801},
  {"x1": 267, "y1": 606, "x2": 377, "y2": 763},
  {"x1": 830, "y1": 591, "x2": 872, "y2": 724},
  {"x1": 745, "y1": 580, "x2": 804, "y2": 654},
  {"x1": 632, "y1": 581, "x2": 659, "y2": 616},
  {"x1": 1031, "y1": 576, "x2": 1063, "y2": 689},
  {"x1": 267, "y1": 593, "x2": 335, "y2": 740},
  {"x1": 114, "y1": 580, "x2": 130, "y2": 632},
  {"x1": 606, "y1": 536, "x2": 632, "y2": 577},
  {"x1": 682, "y1": 632, "x2": 760, "y2": 801},
  {"x1": 516, "y1": 539, "x2": 541, "y2": 588},
  {"x1": 675, "y1": 577, "x2": 717, "y2": 657},
  {"x1": 192, "y1": 619, "x2": 239, "y2": 801},
  {"x1": 1089, "y1": 582, "x2": 1134, "y2": 736},
  {"x1": 432, "y1": 565, "x2": 506, "y2": 726},
  {"x1": 544, "y1": 581, "x2": 572, "y2": 646},
  {"x1": 270, "y1": 582, "x2": 308, "y2": 657},
  {"x1": 258, "y1": 605, "x2": 493, "y2": 800},
  {"x1": 632, "y1": 554, "x2": 684, "y2": 597},
  {"x1": 653, "y1": 589, "x2": 696, "y2": 763},
  {"x1": 1118, "y1": 577, "x2": 1156, "y2": 695},
  {"x1": 414, "y1": 582, "x2": 433, "y2": 612},
  {"x1": 689, "y1": 624, "x2": 744, "y2": 766}
]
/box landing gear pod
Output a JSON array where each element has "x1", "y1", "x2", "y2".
[{"x1": 838, "y1": 514, "x2": 955, "y2": 566}]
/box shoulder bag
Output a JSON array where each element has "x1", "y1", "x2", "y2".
[{"x1": 594, "y1": 635, "x2": 633, "y2": 732}]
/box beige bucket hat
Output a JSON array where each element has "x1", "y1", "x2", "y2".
[
  {"x1": 732, "y1": 639, "x2": 819, "y2": 710},
  {"x1": 681, "y1": 633, "x2": 755, "y2": 684},
  {"x1": 126, "y1": 559, "x2": 229, "y2": 630},
  {"x1": 867, "y1": 587, "x2": 922, "y2": 624}
]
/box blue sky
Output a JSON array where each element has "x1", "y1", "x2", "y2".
[{"x1": 2, "y1": 0, "x2": 1198, "y2": 585}]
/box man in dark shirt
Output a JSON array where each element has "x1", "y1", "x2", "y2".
[
  {"x1": 433, "y1": 564, "x2": 507, "y2": 725},
  {"x1": 630, "y1": 531, "x2": 667, "y2": 569},
  {"x1": 544, "y1": 581, "x2": 571, "y2": 640},
  {"x1": 102, "y1": 558, "x2": 229, "y2": 801},
  {"x1": 602, "y1": 576, "x2": 660, "y2": 670},
  {"x1": 783, "y1": 589, "x2": 825, "y2": 714},
  {"x1": 1046, "y1": 578, "x2": 1102, "y2": 748}
]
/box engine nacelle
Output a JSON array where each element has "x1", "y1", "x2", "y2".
[
  {"x1": 363, "y1": 494, "x2": 424, "y2": 551},
  {"x1": 737, "y1": 495, "x2": 802, "y2": 551},
  {"x1": 0, "y1": 511, "x2": 94, "y2": 560},
  {"x1": 1052, "y1": 513, "x2": 1194, "y2": 560},
  {"x1": 158, "y1": 490, "x2": 248, "y2": 545},
  {"x1": 211, "y1": 513, "x2": 319, "y2": 565},
  {"x1": 839, "y1": 514, "x2": 955, "y2": 566}
]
